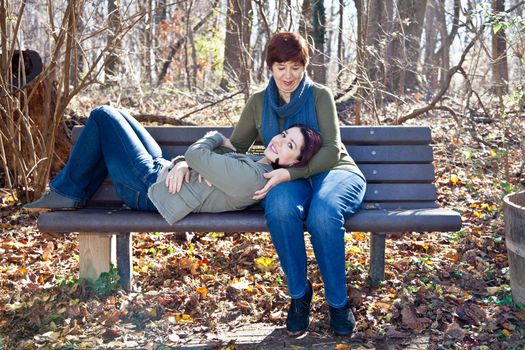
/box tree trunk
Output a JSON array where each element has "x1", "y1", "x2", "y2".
[
  {"x1": 336, "y1": 0, "x2": 344, "y2": 89},
  {"x1": 387, "y1": 0, "x2": 428, "y2": 94},
  {"x1": 276, "y1": 0, "x2": 292, "y2": 31},
  {"x1": 143, "y1": 0, "x2": 154, "y2": 84},
  {"x1": 312, "y1": 0, "x2": 327, "y2": 84},
  {"x1": 300, "y1": 0, "x2": 327, "y2": 84},
  {"x1": 69, "y1": 6, "x2": 84, "y2": 88},
  {"x1": 422, "y1": 0, "x2": 438, "y2": 91},
  {"x1": 353, "y1": 0, "x2": 365, "y2": 125},
  {"x1": 254, "y1": 0, "x2": 272, "y2": 81},
  {"x1": 437, "y1": 0, "x2": 450, "y2": 86},
  {"x1": 155, "y1": 0, "x2": 167, "y2": 24},
  {"x1": 105, "y1": 0, "x2": 121, "y2": 81},
  {"x1": 492, "y1": 0, "x2": 509, "y2": 96},
  {"x1": 429, "y1": 0, "x2": 459, "y2": 88},
  {"x1": 184, "y1": 1, "x2": 193, "y2": 91},
  {"x1": 220, "y1": 0, "x2": 252, "y2": 100},
  {"x1": 365, "y1": 0, "x2": 388, "y2": 84}
]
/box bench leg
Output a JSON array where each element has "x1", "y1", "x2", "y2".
[
  {"x1": 369, "y1": 232, "x2": 386, "y2": 282},
  {"x1": 79, "y1": 232, "x2": 116, "y2": 283},
  {"x1": 116, "y1": 233, "x2": 133, "y2": 291}
]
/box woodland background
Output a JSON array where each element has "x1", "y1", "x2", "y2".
[{"x1": 1, "y1": 0, "x2": 525, "y2": 349}]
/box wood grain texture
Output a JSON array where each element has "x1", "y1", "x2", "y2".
[{"x1": 79, "y1": 233, "x2": 116, "y2": 282}]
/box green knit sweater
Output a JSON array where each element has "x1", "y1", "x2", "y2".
[{"x1": 230, "y1": 83, "x2": 362, "y2": 180}]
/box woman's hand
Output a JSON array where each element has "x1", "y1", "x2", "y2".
[
  {"x1": 219, "y1": 133, "x2": 237, "y2": 152},
  {"x1": 165, "y1": 161, "x2": 212, "y2": 193},
  {"x1": 253, "y1": 168, "x2": 291, "y2": 200},
  {"x1": 165, "y1": 161, "x2": 191, "y2": 194}
]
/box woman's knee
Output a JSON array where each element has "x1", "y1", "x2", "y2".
[
  {"x1": 89, "y1": 105, "x2": 120, "y2": 124},
  {"x1": 264, "y1": 184, "x2": 310, "y2": 222},
  {"x1": 264, "y1": 195, "x2": 305, "y2": 223},
  {"x1": 306, "y1": 201, "x2": 344, "y2": 237}
]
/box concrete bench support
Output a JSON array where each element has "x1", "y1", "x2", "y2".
[
  {"x1": 116, "y1": 233, "x2": 133, "y2": 291},
  {"x1": 370, "y1": 232, "x2": 386, "y2": 282}
]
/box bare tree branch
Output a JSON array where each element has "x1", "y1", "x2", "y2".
[
  {"x1": 179, "y1": 90, "x2": 243, "y2": 120},
  {"x1": 396, "y1": 32, "x2": 480, "y2": 124}
]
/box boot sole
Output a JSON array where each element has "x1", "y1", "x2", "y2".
[
  {"x1": 23, "y1": 207, "x2": 78, "y2": 213},
  {"x1": 286, "y1": 320, "x2": 311, "y2": 337}
]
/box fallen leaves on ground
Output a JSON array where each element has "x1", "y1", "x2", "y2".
[{"x1": 1, "y1": 110, "x2": 524, "y2": 349}]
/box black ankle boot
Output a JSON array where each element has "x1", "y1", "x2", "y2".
[
  {"x1": 286, "y1": 280, "x2": 313, "y2": 335},
  {"x1": 329, "y1": 302, "x2": 356, "y2": 336}
]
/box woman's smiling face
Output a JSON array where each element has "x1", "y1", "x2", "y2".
[
  {"x1": 264, "y1": 126, "x2": 305, "y2": 167},
  {"x1": 270, "y1": 61, "x2": 305, "y2": 102}
]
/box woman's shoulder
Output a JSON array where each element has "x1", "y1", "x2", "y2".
[
  {"x1": 312, "y1": 82, "x2": 334, "y2": 100},
  {"x1": 245, "y1": 89, "x2": 265, "y2": 107}
]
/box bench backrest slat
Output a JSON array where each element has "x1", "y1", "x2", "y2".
[
  {"x1": 359, "y1": 164, "x2": 435, "y2": 182},
  {"x1": 88, "y1": 182, "x2": 437, "y2": 205},
  {"x1": 72, "y1": 126, "x2": 432, "y2": 145},
  {"x1": 158, "y1": 145, "x2": 434, "y2": 163}
]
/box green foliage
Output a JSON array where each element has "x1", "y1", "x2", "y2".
[
  {"x1": 93, "y1": 263, "x2": 120, "y2": 295},
  {"x1": 56, "y1": 264, "x2": 120, "y2": 295},
  {"x1": 490, "y1": 13, "x2": 525, "y2": 34},
  {"x1": 194, "y1": 27, "x2": 223, "y2": 74},
  {"x1": 447, "y1": 230, "x2": 468, "y2": 243},
  {"x1": 274, "y1": 275, "x2": 282, "y2": 286},
  {"x1": 56, "y1": 276, "x2": 78, "y2": 287}
]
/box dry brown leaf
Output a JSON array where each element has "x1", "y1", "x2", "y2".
[{"x1": 445, "y1": 322, "x2": 465, "y2": 340}]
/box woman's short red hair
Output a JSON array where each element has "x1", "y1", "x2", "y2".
[{"x1": 266, "y1": 32, "x2": 309, "y2": 69}]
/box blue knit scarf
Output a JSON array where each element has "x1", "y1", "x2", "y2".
[{"x1": 261, "y1": 74, "x2": 319, "y2": 146}]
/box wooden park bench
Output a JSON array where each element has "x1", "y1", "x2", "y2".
[{"x1": 38, "y1": 125, "x2": 462, "y2": 291}]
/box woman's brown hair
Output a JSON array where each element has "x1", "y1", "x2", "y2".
[{"x1": 266, "y1": 32, "x2": 309, "y2": 69}]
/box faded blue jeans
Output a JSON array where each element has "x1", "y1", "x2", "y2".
[
  {"x1": 262, "y1": 170, "x2": 366, "y2": 308},
  {"x1": 51, "y1": 105, "x2": 169, "y2": 210}
]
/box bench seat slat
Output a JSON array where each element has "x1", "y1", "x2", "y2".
[{"x1": 37, "y1": 207, "x2": 461, "y2": 233}]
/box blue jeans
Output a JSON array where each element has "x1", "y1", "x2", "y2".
[
  {"x1": 262, "y1": 170, "x2": 366, "y2": 308},
  {"x1": 51, "y1": 105, "x2": 169, "y2": 210}
]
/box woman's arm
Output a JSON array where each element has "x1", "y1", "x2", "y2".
[
  {"x1": 287, "y1": 86, "x2": 340, "y2": 180},
  {"x1": 185, "y1": 131, "x2": 263, "y2": 195}
]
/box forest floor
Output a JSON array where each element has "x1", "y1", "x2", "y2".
[{"x1": 1, "y1": 92, "x2": 525, "y2": 349}]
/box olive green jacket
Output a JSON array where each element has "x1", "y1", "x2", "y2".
[
  {"x1": 148, "y1": 132, "x2": 273, "y2": 225},
  {"x1": 230, "y1": 83, "x2": 362, "y2": 180}
]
